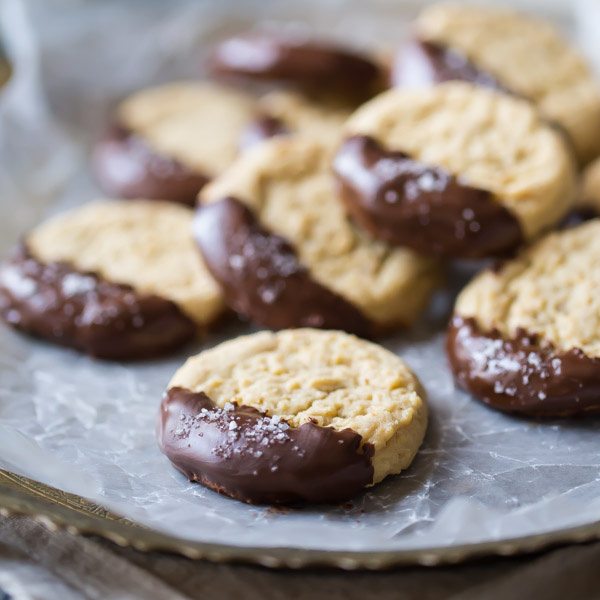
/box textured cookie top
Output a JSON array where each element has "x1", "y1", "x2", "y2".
[
  {"x1": 345, "y1": 82, "x2": 576, "y2": 238},
  {"x1": 201, "y1": 136, "x2": 440, "y2": 326},
  {"x1": 117, "y1": 82, "x2": 256, "y2": 176},
  {"x1": 415, "y1": 4, "x2": 600, "y2": 163},
  {"x1": 169, "y1": 328, "x2": 427, "y2": 481},
  {"x1": 455, "y1": 219, "x2": 600, "y2": 357},
  {"x1": 27, "y1": 200, "x2": 223, "y2": 325},
  {"x1": 256, "y1": 90, "x2": 351, "y2": 144}
]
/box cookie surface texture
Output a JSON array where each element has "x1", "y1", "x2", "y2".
[
  {"x1": 447, "y1": 219, "x2": 600, "y2": 416},
  {"x1": 196, "y1": 136, "x2": 441, "y2": 334},
  {"x1": 0, "y1": 200, "x2": 223, "y2": 358},
  {"x1": 338, "y1": 82, "x2": 576, "y2": 257},
  {"x1": 158, "y1": 328, "x2": 428, "y2": 504},
  {"x1": 394, "y1": 4, "x2": 600, "y2": 163}
]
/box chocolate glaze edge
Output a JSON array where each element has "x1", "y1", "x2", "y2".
[
  {"x1": 391, "y1": 39, "x2": 508, "y2": 93},
  {"x1": 158, "y1": 386, "x2": 375, "y2": 505},
  {"x1": 209, "y1": 34, "x2": 382, "y2": 97},
  {"x1": 447, "y1": 315, "x2": 600, "y2": 417},
  {"x1": 333, "y1": 135, "x2": 523, "y2": 259},
  {"x1": 92, "y1": 123, "x2": 209, "y2": 206},
  {"x1": 0, "y1": 245, "x2": 196, "y2": 360},
  {"x1": 193, "y1": 196, "x2": 374, "y2": 337}
]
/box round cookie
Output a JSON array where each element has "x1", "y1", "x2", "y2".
[
  {"x1": 209, "y1": 32, "x2": 382, "y2": 98},
  {"x1": 447, "y1": 219, "x2": 600, "y2": 417},
  {"x1": 392, "y1": 4, "x2": 600, "y2": 164},
  {"x1": 158, "y1": 328, "x2": 428, "y2": 504},
  {"x1": 195, "y1": 136, "x2": 441, "y2": 336},
  {"x1": 92, "y1": 82, "x2": 257, "y2": 205},
  {"x1": 240, "y1": 90, "x2": 352, "y2": 150},
  {"x1": 335, "y1": 82, "x2": 576, "y2": 259},
  {"x1": 0, "y1": 200, "x2": 224, "y2": 359}
]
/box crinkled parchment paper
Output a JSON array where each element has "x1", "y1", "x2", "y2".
[{"x1": 0, "y1": 0, "x2": 599, "y2": 552}]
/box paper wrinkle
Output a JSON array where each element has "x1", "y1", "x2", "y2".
[{"x1": 0, "y1": 0, "x2": 598, "y2": 552}]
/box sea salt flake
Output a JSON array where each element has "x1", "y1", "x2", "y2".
[{"x1": 61, "y1": 273, "x2": 96, "y2": 296}]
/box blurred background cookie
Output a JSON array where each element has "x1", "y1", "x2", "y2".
[
  {"x1": 158, "y1": 328, "x2": 428, "y2": 504},
  {"x1": 92, "y1": 82, "x2": 257, "y2": 205},
  {"x1": 337, "y1": 82, "x2": 576, "y2": 259},
  {"x1": 209, "y1": 32, "x2": 383, "y2": 100},
  {"x1": 195, "y1": 136, "x2": 441, "y2": 336},
  {"x1": 392, "y1": 3, "x2": 600, "y2": 164},
  {"x1": 447, "y1": 219, "x2": 600, "y2": 417},
  {"x1": 239, "y1": 90, "x2": 352, "y2": 150},
  {"x1": 0, "y1": 200, "x2": 224, "y2": 359}
]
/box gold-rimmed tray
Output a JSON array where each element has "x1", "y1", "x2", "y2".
[{"x1": 2, "y1": 469, "x2": 600, "y2": 570}]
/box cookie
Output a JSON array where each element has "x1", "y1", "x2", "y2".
[
  {"x1": 335, "y1": 82, "x2": 576, "y2": 258},
  {"x1": 392, "y1": 4, "x2": 600, "y2": 164},
  {"x1": 447, "y1": 219, "x2": 600, "y2": 417},
  {"x1": 158, "y1": 328, "x2": 428, "y2": 504},
  {"x1": 240, "y1": 90, "x2": 352, "y2": 150},
  {"x1": 92, "y1": 82, "x2": 257, "y2": 205},
  {"x1": 196, "y1": 136, "x2": 441, "y2": 335},
  {"x1": 0, "y1": 200, "x2": 224, "y2": 359},
  {"x1": 209, "y1": 32, "x2": 382, "y2": 98}
]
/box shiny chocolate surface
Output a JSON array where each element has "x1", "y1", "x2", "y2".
[
  {"x1": 193, "y1": 197, "x2": 372, "y2": 336},
  {"x1": 447, "y1": 315, "x2": 600, "y2": 417},
  {"x1": 0, "y1": 246, "x2": 195, "y2": 359},
  {"x1": 333, "y1": 135, "x2": 522, "y2": 258},
  {"x1": 158, "y1": 386, "x2": 375, "y2": 505}
]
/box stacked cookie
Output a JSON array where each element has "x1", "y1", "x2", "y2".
[{"x1": 2, "y1": 4, "x2": 599, "y2": 505}]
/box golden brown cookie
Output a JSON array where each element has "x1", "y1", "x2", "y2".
[
  {"x1": 335, "y1": 82, "x2": 576, "y2": 258},
  {"x1": 447, "y1": 219, "x2": 600, "y2": 416},
  {"x1": 392, "y1": 4, "x2": 600, "y2": 164},
  {"x1": 196, "y1": 136, "x2": 441, "y2": 336},
  {"x1": 0, "y1": 200, "x2": 224, "y2": 359},
  {"x1": 158, "y1": 328, "x2": 428, "y2": 504},
  {"x1": 92, "y1": 82, "x2": 258, "y2": 205}
]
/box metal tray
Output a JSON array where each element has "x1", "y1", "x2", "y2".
[{"x1": 2, "y1": 469, "x2": 599, "y2": 570}]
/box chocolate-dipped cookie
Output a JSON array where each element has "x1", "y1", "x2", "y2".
[
  {"x1": 92, "y1": 82, "x2": 257, "y2": 205},
  {"x1": 0, "y1": 200, "x2": 224, "y2": 359},
  {"x1": 195, "y1": 136, "x2": 441, "y2": 336},
  {"x1": 392, "y1": 4, "x2": 600, "y2": 164},
  {"x1": 447, "y1": 219, "x2": 600, "y2": 417},
  {"x1": 158, "y1": 328, "x2": 428, "y2": 504},
  {"x1": 209, "y1": 33, "x2": 382, "y2": 98},
  {"x1": 335, "y1": 82, "x2": 576, "y2": 259}
]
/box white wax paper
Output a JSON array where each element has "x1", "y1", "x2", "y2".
[{"x1": 0, "y1": 0, "x2": 599, "y2": 552}]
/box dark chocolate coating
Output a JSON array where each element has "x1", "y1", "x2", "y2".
[
  {"x1": 158, "y1": 387, "x2": 375, "y2": 505},
  {"x1": 92, "y1": 124, "x2": 209, "y2": 206},
  {"x1": 391, "y1": 39, "x2": 507, "y2": 92},
  {"x1": 209, "y1": 34, "x2": 381, "y2": 94},
  {"x1": 193, "y1": 197, "x2": 373, "y2": 336},
  {"x1": 333, "y1": 135, "x2": 523, "y2": 259},
  {"x1": 239, "y1": 115, "x2": 289, "y2": 151},
  {"x1": 0, "y1": 246, "x2": 196, "y2": 360},
  {"x1": 447, "y1": 315, "x2": 600, "y2": 417}
]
